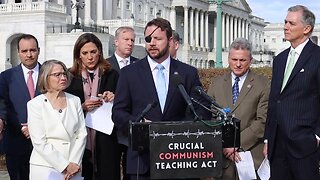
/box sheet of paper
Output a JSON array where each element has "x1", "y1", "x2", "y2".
[
  {"x1": 85, "y1": 102, "x2": 114, "y2": 135},
  {"x1": 257, "y1": 157, "x2": 270, "y2": 180},
  {"x1": 235, "y1": 151, "x2": 257, "y2": 180},
  {"x1": 47, "y1": 170, "x2": 83, "y2": 180}
]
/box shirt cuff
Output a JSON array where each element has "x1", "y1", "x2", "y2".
[
  {"x1": 264, "y1": 139, "x2": 268, "y2": 144},
  {"x1": 315, "y1": 135, "x2": 320, "y2": 141}
]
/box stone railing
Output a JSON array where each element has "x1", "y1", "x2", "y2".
[{"x1": 0, "y1": 1, "x2": 66, "y2": 13}]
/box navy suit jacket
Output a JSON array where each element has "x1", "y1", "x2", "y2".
[
  {"x1": 112, "y1": 57, "x2": 210, "y2": 174},
  {"x1": 107, "y1": 54, "x2": 139, "y2": 73},
  {"x1": 0, "y1": 64, "x2": 40, "y2": 155},
  {"x1": 265, "y1": 40, "x2": 320, "y2": 159}
]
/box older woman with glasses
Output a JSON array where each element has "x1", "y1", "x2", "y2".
[{"x1": 27, "y1": 60, "x2": 87, "y2": 180}]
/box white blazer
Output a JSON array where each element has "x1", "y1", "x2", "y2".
[{"x1": 27, "y1": 92, "x2": 87, "y2": 172}]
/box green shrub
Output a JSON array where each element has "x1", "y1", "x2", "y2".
[{"x1": 198, "y1": 67, "x2": 272, "y2": 92}]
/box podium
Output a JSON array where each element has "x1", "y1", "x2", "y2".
[{"x1": 129, "y1": 120, "x2": 239, "y2": 179}]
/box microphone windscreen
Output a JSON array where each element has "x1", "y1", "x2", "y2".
[{"x1": 171, "y1": 72, "x2": 183, "y2": 87}]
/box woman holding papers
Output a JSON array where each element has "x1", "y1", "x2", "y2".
[
  {"x1": 28, "y1": 60, "x2": 87, "y2": 180},
  {"x1": 65, "y1": 33, "x2": 120, "y2": 180}
]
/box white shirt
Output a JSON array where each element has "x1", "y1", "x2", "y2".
[
  {"x1": 147, "y1": 55, "x2": 170, "y2": 93},
  {"x1": 115, "y1": 52, "x2": 130, "y2": 69},
  {"x1": 21, "y1": 63, "x2": 39, "y2": 90},
  {"x1": 231, "y1": 71, "x2": 249, "y2": 93}
]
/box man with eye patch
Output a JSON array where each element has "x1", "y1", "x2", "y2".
[
  {"x1": 0, "y1": 34, "x2": 41, "y2": 180},
  {"x1": 112, "y1": 18, "x2": 210, "y2": 180}
]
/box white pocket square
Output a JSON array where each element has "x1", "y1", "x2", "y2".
[{"x1": 300, "y1": 69, "x2": 304, "y2": 73}]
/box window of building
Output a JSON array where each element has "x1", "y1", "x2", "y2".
[
  {"x1": 15, "y1": 0, "x2": 22, "y2": 3},
  {"x1": 138, "y1": 5, "x2": 142, "y2": 12},
  {"x1": 272, "y1": 38, "x2": 276, "y2": 43},
  {"x1": 282, "y1": 38, "x2": 286, "y2": 42},
  {"x1": 126, "y1": 1, "x2": 130, "y2": 10},
  {"x1": 150, "y1": 7, "x2": 154, "y2": 15},
  {"x1": 117, "y1": 0, "x2": 120, "y2": 8}
]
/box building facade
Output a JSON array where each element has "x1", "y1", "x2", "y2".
[{"x1": 0, "y1": 0, "x2": 267, "y2": 71}]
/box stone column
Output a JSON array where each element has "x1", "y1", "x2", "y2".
[
  {"x1": 183, "y1": 6, "x2": 189, "y2": 47},
  {"x1": 84, "y1": 0, "x2": 91, "y2": 26},
  {"x1": 97, "y1": 0, "x2": 103, "y2": 23},
  {"x1": 205, "y1": 11, "x2": 209, "y2": 49},
  {"x1": 190, "y1": 8, "x2": 194, "y2": 47},
  {"x1": 170, "y1": 6, "x2": 176, "y2": 30},
  {"x1": 195, "y1": 9, "x2": 199, "y2": 48},
  {"x1": 222, "y1": 13, "x2": 225, "y2": 49},
  {"x1": 200, "y1": 10, "x2": 204, "y2": 49},
  {"x1": 225, "y1": 14, "x2": 230, "y2": 49},
  {"x1": 234, "y1": 17, "x2": 238, "y2": 38},
  {"x1": 230, "y1": 15, "x2": 234, "y2": 42},
  {"x1": 213, "y1": 13, "x2": 217, "y2": 50},
  {"x1": 238, "y1": 17, "x2": 241, "y2": 38}
]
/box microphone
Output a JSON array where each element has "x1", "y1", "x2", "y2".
[
  {"x1": 172, "y1": 72, "x2": 201, "y2": 121},
  {"x1": 194, "y1": 86, "x2": 222, "y2": 109},
  {"x1": 194, "y1": 86, "x2": 227, "y2": 115},
  {"x1": 135, "y1": 101, "x2": 158, "y2": 122}
]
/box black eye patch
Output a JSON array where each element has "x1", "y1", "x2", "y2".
[{"x1": 145, "y1": 26, "x2": 160, "y2": 43}]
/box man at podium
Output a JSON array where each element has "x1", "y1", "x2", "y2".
[{"x1": 112, "y1": 18, "x2": 210, "y2": 180}]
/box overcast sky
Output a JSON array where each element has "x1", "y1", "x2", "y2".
[{"x1": 246, "y1": 0, "x2": 320, "y2": 23}]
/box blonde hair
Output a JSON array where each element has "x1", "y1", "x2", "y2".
[{"x1": 38, "y1": 60, "x2": 72, "y2": 93}]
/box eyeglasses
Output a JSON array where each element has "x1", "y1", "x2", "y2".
[{"x1": 48, "y1": 72, "x2": 67, "y2": 79}]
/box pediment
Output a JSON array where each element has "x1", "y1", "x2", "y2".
[{"x1": 225, "y1": 0, "x2": 252, "y2": 13}]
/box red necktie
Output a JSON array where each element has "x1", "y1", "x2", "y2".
[{"x1": 27, "y1": 71, "x2": 35, "y2": 98}]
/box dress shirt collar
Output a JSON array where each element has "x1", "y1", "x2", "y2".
[
  {"x1": 115, "y1": 52, "x2": 130, "y2": 65},
  {"x1": 147, "y1": 55, "x2": 171, "y2": 72},
  {"x1": 291, "y1": 39, "x2": 309, "y2": 56}
]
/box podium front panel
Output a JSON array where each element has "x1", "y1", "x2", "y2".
[{"x1": 149, "y1": 121, "x2": 223, "y2": 179}]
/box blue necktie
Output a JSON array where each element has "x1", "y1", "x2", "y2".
[
  {"x1": 232, "y1": 77, "x2": 240, "y2": 104},
  {"x1": 155, "y1": 64, "x2": 166, "y2": 112}
]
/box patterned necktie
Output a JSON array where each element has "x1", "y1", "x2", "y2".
[
  {"x1": 232, "y1": 77, "x2": 240, "y2": 104},
  {"x1": 155, "y1": 64, "x2": 166, "y2": 112},
  {"x1": 281, "y1": 50, "x2": 296, "y2": 92},
  {"x1": 27, "y1": 70, "x2": 35, "y2": 98},
  {"x1": 121, "y1": 59, "x2": 128, "y2": 68}
]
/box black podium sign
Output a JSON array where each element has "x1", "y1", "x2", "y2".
[{"x1": 149, "y1": 121, "x2": 223, "y2": 179}]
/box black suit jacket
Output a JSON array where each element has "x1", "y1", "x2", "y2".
[
  {"x1": 65, "y1": 68, "x2": 119, "y2": 103},
  {"x1": 0, "y1": 64, "x2": 41, "y2": 155},
  {"x1": 265, "y1": 40, "x2": 320, "y2": 159},
  {"x1": 107, "y1": 54, "x2": 139, "y2": 73},
  {"x1": 112, "y1": 57, "x2": 210, "y2": 174}
]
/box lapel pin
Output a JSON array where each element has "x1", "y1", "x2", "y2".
[
  {"x1": 300, "y1": 68, "x2": 304, "y2": 73},
  {"x1": 247, "y1": 84, "x2": 252, "y2": 88}
]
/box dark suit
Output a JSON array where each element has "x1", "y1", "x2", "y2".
[
  {"x1": 265, "y1": 40, "x2": 320, "y2": 180},
  {"x1": 65, "y1": 68, "x2": 119, "y2": 180},
  {"x1": 0, "y1": 64, "x2": 40, "y2": 180},
  {"x1": 107, "y1": 54, "x2": 138, "y2": 180},
  {"x1": 208, "y1": 70, "x2": 270, "y2": 179},
  {"x1": 107, "y1": 54, "x2": 139, "y2": 73},
  {"x1": 112, "y1": 57, "x2": 210, "y2": 179}
]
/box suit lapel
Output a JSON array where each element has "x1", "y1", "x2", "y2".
[
  {"x1": 14, "y1": 65, "x2": 31, "y2": 100},
  {"x1": 283, "y1": 41, "x2": 314, "y2": 91},
  {"x1": 163, "y1": 58, "x2": 177, "y2": 114},
  {"x1": 233, "y1": 71, "x2": 254, "y2": 111},
  {"x1": 138, "y1": 58, "x2": 161, "y2": 113},
  {"x1": 223, "y1": 73, "x2": 233, "y2": 109}
]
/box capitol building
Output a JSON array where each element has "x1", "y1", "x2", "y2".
[{"x1": 0, "y1": 0, "x2": 319, "y2": 71}]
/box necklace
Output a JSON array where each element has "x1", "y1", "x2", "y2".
[{"x1": 58, "y1": 109, "x2": 62, "y2": 113}]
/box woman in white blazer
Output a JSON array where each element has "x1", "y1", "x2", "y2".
[{"x1": 27, "y1": 60, "x2": 87, "y2": 180}]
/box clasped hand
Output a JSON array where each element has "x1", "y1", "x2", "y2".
[{"x1": 63, "y1": 162, "x2": 80, "y2": 180}]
